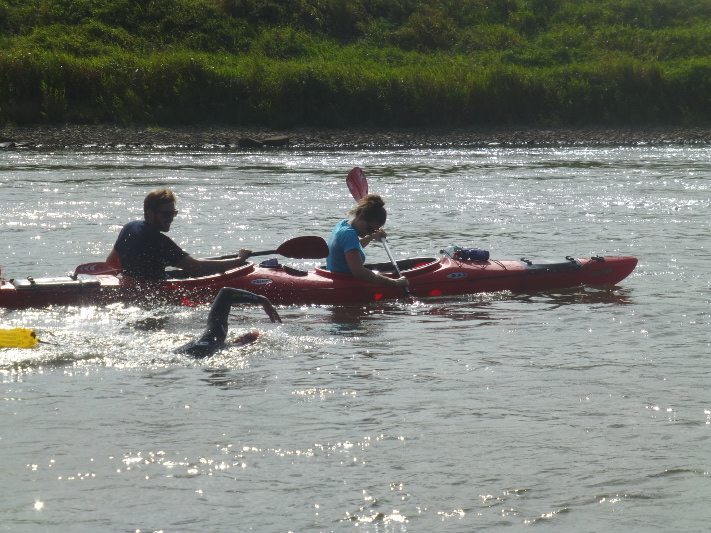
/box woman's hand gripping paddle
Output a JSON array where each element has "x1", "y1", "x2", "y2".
[{"x1": 346, "y1": 167, "x2": 414, "y2": 302}]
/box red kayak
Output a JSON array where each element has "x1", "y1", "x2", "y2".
[{"x1": 0, "y1": 254, "x2": 637, "y2": 309}]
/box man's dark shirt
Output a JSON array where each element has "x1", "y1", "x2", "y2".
[{"x1": 114, "y1": 220, "x2": 188, "y2": 279}]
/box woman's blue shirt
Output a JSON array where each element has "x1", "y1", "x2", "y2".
[{"x1": 326, "y1": 219, "x2": 365, "y2": 273}]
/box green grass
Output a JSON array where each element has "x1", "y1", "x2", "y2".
[{"x1": 1, "y1": 0, "x2": 710, "y2": 127}]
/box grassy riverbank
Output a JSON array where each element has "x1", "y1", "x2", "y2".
[{"x1": 1, "y1": 0, "x2": 710, "y2": 127}]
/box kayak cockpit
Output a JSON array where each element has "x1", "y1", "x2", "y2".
[
  {"x1": 363, "y1": 257, "x2": 440, "y2": 274},
  {"x1": 163, "y1": 262, "x2": 256, "y2": 281},
  {"x1": 313, "y1": 257, "x2": 439, "y2": 280}
]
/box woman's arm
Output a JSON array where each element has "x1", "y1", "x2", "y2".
[{"x1": 344, "y1": 249, "x2": 409, "y2": 288}]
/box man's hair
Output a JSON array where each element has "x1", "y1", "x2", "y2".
[{"x1": 144, "y1": 189, "x2": 176, "y2": 216}]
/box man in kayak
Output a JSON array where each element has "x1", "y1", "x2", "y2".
[
  {"x1": 326, "y1": 193, "x2": 409, "y2": 289},
  {"x1": 107, "y1": 189, "x2": 251, "y2": 279}
]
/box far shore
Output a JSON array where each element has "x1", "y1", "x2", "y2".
[{"x1": 2, "y1": 124, "x2": 711, "y2": 149}]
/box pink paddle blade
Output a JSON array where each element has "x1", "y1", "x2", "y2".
[
  {"x1": 274, "y1": 235, "x2": 329, "y2": 259},
  {"x1": 346, "y1": 167, "x2": 368, "y2": 201}
]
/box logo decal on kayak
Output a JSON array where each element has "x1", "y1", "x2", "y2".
[
  {"x1": 447, "y1": 272, "x2": 467, "y2": 279},
  {"x1": 250, "y1": 279, "x2": 273, "y2": 285}
]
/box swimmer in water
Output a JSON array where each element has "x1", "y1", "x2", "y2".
[{"x1": 174, "y1": 288, "x2": 281, "y2": 359}]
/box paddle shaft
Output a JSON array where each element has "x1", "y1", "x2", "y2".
[
  {"x1": 207, "y1": 236, "x2": 328, "y2": 260},
  {"x1": 380, "y1": 236, "x2": 413, "y2": 299},
  {"x1": 208, "y1": 249, "x2": 282, "y2": 260},
  {"x1": 380, "y1": 238, "x2": 404, "y2": 278}
]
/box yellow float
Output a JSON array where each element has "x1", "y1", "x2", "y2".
[{"x1": 0, "y1": 328, "x2": 39, "y2": 348}]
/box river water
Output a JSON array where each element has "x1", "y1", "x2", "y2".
[{"x1": 0, "y1": 144, "x2": 709, "y2": 532}]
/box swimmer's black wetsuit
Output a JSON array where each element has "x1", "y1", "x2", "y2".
[{"x1": 174, "y1": 288, "x2": 280, "y2": 358}]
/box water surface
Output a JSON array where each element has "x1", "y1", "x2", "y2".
[{"x1": 1, "y1": 145, "x2": 709, "y2": 532}]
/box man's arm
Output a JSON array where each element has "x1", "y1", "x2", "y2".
[
  {"x1": 106, "y1": 248, "x2": 122, "y2": 269},
  {"x1": 175, "y1": 249, "x2": 251, "y2": 276}
]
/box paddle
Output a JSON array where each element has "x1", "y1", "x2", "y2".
[
  {"x1": 346, "y1": 167, "x2": 413, "y2": 301},
  {"x1": 206, "y1": 235, "x2": 329, "y2": 260},
  {"x1": 74, "y1": 235, "x2": 329, "y2": 277},
  {"x1": 347, "y1": 166, "x2": 368, "y2": 201}
]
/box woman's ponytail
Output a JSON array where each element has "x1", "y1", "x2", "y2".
[{"x1": 350, "y1": 193, "x2": 387, "y2": 226}]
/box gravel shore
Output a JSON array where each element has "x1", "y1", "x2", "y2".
[{"x1": 2, "y1": 124, "x2": 711, "y2": 149}]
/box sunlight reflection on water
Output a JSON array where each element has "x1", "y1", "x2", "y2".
[{"x1": 1, "y1": 145, "x2": 709, "y2": 531}]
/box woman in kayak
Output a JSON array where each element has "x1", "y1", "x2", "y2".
[{"x1": 326, "y1": 193, "x2": 409, "y2": 289}]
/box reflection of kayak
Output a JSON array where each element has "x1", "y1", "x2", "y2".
[{"x1": 0, "y1": 255, "x2": 637, "y2": 309}]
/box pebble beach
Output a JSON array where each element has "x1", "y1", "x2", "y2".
[{"x1": 2, "y1": 124, "x2": 711, "y2": 149}]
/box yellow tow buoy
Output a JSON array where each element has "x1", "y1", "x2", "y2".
[{"x1": 0, "y1": 328, "x2": 39, "y2": 348}]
